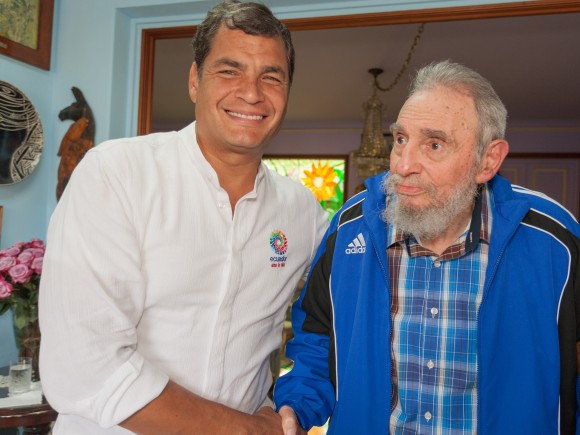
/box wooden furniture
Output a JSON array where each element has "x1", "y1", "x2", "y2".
[{"x1": 0, "y1": 401, "x2": 57, "y2": 434}]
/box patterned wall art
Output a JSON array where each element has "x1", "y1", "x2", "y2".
[{"x1": 0, "y1": 81, "x2": 44, "y2": 185}]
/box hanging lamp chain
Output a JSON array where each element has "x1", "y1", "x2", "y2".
[{"x1": 374, "y1": 23, "x2": 425, "y2": 93}]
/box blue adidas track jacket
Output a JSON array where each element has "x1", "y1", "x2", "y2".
[{"x1": 274, "y1": 173, "x2": 580, "y2": 434}]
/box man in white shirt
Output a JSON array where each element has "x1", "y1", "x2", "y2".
[{"x1": 39, "y1": 1, "x2": 328, "y2": 433}]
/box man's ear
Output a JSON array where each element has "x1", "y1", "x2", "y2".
[
  {"x1": 475, "y1": 139, "x2": 510, "y2": 184},
  {"x1": 188, "y1": 62, "x2": 199, "y2": 103}
]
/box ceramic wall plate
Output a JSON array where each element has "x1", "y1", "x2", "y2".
[{"x1": 0, "y1": 81, "x2": 44, "y2": 185}]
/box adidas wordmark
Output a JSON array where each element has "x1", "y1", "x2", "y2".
[{"x1": 345, "y1": 233, "x2": 366, "y2": 254}]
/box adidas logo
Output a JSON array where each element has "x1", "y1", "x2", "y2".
[{"x1": 345, "y1": 233, "x2": 366, "y2": 254}]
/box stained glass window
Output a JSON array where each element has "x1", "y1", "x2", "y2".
[{"x1": 263, "y1": 156, "x2": 347, "y2": 220}]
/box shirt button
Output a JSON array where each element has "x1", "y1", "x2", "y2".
[
  {"x1": 425, "y1": 411, "x2": 432, "y2": 421},
  {"x1": 433, "y1": 260, "x2": 441, "y2": 267},
  {"x1": 427, "y1": 360, "x2": 434, "y2": 369},
  {"x1": 430, "y1": 307, "x2": 439, "y2": 317}
]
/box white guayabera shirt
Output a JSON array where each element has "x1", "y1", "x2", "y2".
[{"x1": 39, "y1": 122, "x2": 328, "y2": 434}]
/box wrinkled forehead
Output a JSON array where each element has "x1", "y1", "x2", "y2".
[{"x1": 397, "y1": 86, "x2": 479, "y2": 135}]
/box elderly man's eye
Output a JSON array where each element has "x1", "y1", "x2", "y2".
[{"x1": 394, "y1": 135, "x2": 406, "y2": 145}]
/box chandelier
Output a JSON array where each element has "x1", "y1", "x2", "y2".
[
  {"x1": 351, "y1": 68, "x2": 390, "y2": 180},
  {"x1": 351, "y1": 23, "x2": 425, "y2": 180}
]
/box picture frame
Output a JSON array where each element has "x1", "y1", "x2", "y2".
[
  {"x1": 0, "y1": 0, "x2": 54, "y2": 70},
  {"x1": 263, "y1": 154, "x2": 348, "y2": 219},
  {"x1": 0, "y1": 206, "x2": 3, "y2": 244}
]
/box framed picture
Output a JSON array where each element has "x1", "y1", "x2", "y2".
[
  {"x1": 263, "y1": 155, "x2": 348, "y2": 219},
  {"x1": 0, "y1": 0, "x2": 54, "y2": 70}
]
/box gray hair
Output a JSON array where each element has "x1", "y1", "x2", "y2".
[
  {"x1": 192, "y1": 0, "x2": 295, "y2": 85},
  {"x1": 409, "y1": 60, "x2": 507, "y2": 162}
]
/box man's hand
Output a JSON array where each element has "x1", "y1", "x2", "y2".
[{"x1": 278, "y1": 406, "x2": 307, "y2": 435}]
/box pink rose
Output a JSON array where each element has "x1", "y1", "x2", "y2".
[
  {"x1": 0, "y1": 247, "x2": 20, "y2": 257},
  {"x1": 17, "y1": 250, "x2": 35, "y2": 265},
  {"x1": 0, "y1": 277, "x2": 12, "y2": 298},
  {"x1": 0, "y1": 256, "x2": 16, "y2": 272},
  {"x1": 8, "y1": 264, "x2": 33, "y2": 284},
  {"x1": 27, "y1": 248, "x2": 45, "y2": 258},
  {"x1": 31, "y1": 257, "x2": 43, "y2": 274},
  {"x1": 29, "y1": 239, "x2": 45, "y2": 249}
]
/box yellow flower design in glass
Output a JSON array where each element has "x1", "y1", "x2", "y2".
[{"x1": 301, "y1": 162, "x2": 338, "y2": 202}]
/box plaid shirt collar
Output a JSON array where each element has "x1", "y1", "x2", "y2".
[{"x1": 387, "y1": 183, "x2": 492, "y2": 258}]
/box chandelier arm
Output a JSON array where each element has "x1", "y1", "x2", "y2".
[{"x1": 375, "y1": 23, "x2": 425, "y2": 93}]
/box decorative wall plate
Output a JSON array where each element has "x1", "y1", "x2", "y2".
[{"x1": 0, "y1": 81, "x2": 44, "y2": 185}]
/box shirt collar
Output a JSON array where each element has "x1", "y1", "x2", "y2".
[{"x1": 188, "y1": 121, "x2": 265, "y2": 197}]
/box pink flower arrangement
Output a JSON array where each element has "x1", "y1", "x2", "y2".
[{"x1": 0, "y1": 238, "x2": 45, "y2": 329}]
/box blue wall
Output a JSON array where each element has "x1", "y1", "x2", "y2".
[
  {"x1": 0, "y1": 0, "x2": 60, "y2": 364},
  {"x1": 0, "y1": 0, "x2": 530, "y2": 365}
]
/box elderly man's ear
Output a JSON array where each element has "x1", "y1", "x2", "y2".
[{"x1": 475, "y1": 139, "x2": 509, "y2": 184}]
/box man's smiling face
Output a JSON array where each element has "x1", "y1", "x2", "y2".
[{"x1": 189, "y1": 25, "x2": 290, "y2": 159}]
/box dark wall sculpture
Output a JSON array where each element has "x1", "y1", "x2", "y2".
[{"x1": 57, "y1": 87, "x2": 95, "y2": 201}]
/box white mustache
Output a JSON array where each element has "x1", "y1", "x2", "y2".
[{"x1": 388, "y1": 173, "x2": 429, "y2": 192}]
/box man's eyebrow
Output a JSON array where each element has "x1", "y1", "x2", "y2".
[
  {"x1": 422, "y1": 128, "x2": 449, "y2": 142},
  {"x1": 389, "y1": 123, "x2": 404, "y2": 134},
  {"x1": 390, "y1": 124, "x2": 454, "y2": 144},
  {"x1": 212, "y1": 58, "x2": 242, "y2": 69}
]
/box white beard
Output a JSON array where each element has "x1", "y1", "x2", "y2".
[{"x1": 382, "y1": 170, "x2": 479, "y2": 241}]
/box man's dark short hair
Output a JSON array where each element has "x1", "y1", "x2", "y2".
[{"x1": 192, "y1": 0, "x2": 295, "y2": 85}]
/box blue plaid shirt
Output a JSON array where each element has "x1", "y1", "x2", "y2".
[{"x1": 387, "y1": 185, "x2": 492, "y2": 434}]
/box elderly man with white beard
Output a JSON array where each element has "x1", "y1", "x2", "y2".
[{"x1": 274, "y1": 60, "x2": 580, "y2": 435}]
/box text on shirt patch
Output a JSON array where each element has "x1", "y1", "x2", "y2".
[{"x1": 269, "y1": 230, "x2": 288, "y2": 268}]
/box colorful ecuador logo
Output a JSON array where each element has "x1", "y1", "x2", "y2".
[{"x1": 269, "y1": 230, "x2": 288, "y2": 268}]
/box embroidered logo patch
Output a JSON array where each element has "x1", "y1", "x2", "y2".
[{"x1": 269, "y1": 230, "x2": 288, "y2": 268}]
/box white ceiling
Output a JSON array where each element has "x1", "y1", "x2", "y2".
[{"x1": 151, "y1": 11, "x2": 580, "y2": 132}]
